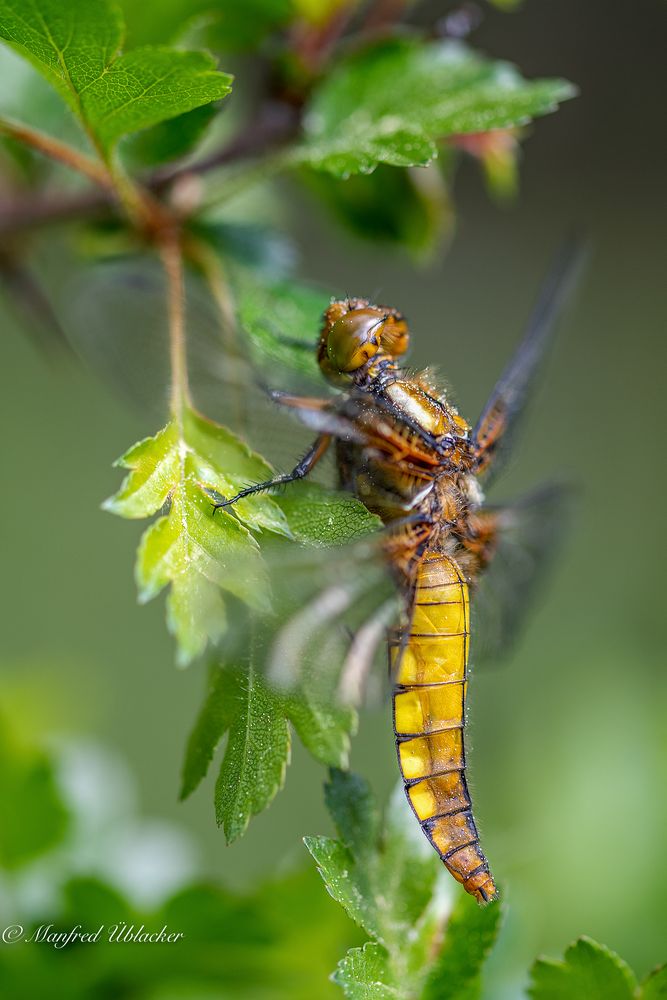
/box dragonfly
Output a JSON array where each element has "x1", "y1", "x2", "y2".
[{"x1": 214, "y1": 245, "x2": 580, "y2": 904}]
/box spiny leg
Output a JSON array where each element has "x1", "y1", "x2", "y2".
[{"x1": 212, "y1": 434, "x2": 331, "y2": 512}]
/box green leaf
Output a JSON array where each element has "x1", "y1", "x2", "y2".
[
  {"x1": 0, "y1": 0, "x2": 124, "y2": 108},
  {"x1": 123, "y1": 104, "x2": 217, "y2": 168},
  {"x1": 104, "y1": 408, "x2": 290, "y2": 665},
  {"x1": 284, "y1": 686, "x2": 356, "y2": 770},
  {"x1": 277, "y1": 483, "x2": 382, "y2": 546},
  {"x1": 306, "y1": 772, "x2": 473, "y2": 997},
  {"x1": 325, "y1": 769, "x2": 379, "y2": 861},
  {"x1": 306, "y1": 163, "x2": 454, "y2": 258},
  {"x1": 0, "y1": 0, "x2": 232, "y2": 158},
  {"x1": 0, "y1": 715, "x2": 69, "y2": 868},
  {"x1": 180, "y1": 661, "x2": 239, "y2": 799},
  {"x1": 182, "y1": 663, "x2": 356, "y2": 829},
  {"x1": 83, "y1": 46, "x2": 231, "y2": 155},
  {"x1": 215, "y1": 660, "x2": 291, "y2": 843},
  {"x1": 333, "y1": 942, "x2": 399, "y2": 999},
  {"x1": 423, "y1": 892, "x2": 502, "y2": 1000},
  {"x1": 528, "y1": 937, "x2": 637, "y2": 1000},
  {"x1": 374, "y1": 782, "x2": 445, "y2": 960},
  {"x1": 300, "y1": 38, "x2": 575, "y2": 177},
  {"x1": 641, "y1": 965, "x2": 667, "y2": 1000},
  {"x1": 120, "y1": 0, "x2": 293, "y2": 52},
  {"x1": 304, "y1": 835, "x2": 382, "y2": 942},
  {"x1": 234, "y1": 272, "x2": 328, "y2": 384}
]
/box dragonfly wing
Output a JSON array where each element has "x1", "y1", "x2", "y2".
[
  {"x1": 221, "y1": 528, "x2": 401, "y2": 707},
  {"x1": 56, "y1": 257, "x2": 335, "y2": 468},
  {"x1": 469, "y1": 482, "x2": 574, "y2": 668},
  {"x1": 474, "y1": 240, "x2": 586, "y2": 487}
]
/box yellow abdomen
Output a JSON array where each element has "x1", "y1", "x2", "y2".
[{"x1": 391, "y1": 552, "x2": 497, "y2": 904}]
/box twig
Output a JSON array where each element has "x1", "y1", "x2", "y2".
[
  {"x1": 0, "y1": 102, "x2": 301, "y2": 238},
  {"x1": 150, "y1": 101, "x2": 299, "y2": 189},
  {"x1": 0, "y1": 117, "x2": 112, "y2": 189},
  {"x1": 159, "y1": 232, "x2": 190, "y2": 422}
]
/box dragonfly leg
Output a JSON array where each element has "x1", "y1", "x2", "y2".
[{"x1": 212, "y1": 434, "x2": 331, "y2": 511}]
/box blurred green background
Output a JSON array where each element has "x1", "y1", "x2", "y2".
[{"x1": 0, "y1": 0, "x2": 665, "y2": 997}]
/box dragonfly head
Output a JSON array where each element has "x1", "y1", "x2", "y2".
[{"x1": 318, "y1": 298, "x2": 410, "y2": 384}]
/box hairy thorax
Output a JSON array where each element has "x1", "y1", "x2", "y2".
[{"x1": 335, "y1": 364, "x2": 479, "y2": 534}]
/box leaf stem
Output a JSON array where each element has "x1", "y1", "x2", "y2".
[
  {"x1": 0, "y1": 116, "x2": 113, "y2": 189},
  {"x1": 160, "y1": 233, "x2": 191, "y2": 424}
]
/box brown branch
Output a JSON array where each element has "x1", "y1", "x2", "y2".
[
  {"x1": 150, "y1": 101, "x2": 300, "y2": 190},
  {"x1": 159, "y1": 231, "x2": 190, "y2": 420},
  {"x1": 0, "y1": 102, "x2": 301, "y2": 238},
  {"x1": 0, "y1": 117, "x2": 112, "y2": 189}
]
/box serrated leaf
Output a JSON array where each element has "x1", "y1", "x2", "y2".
[
  {"x1": 325, "y1": 769, "x2": 379, "y2": 861},
  {"x1": 234, "y1": 272, "x2": 327, "y2": 384},
  {"x1": 641, "y1": 965, "x2": 667, "y2": 999},
  {"x1": 308, "y1": 774, "x2": 505, "y2": 999},
  {"x1": 83, "y1": 46, "x2": 231, "y2": 155},
  {"x1": 277, "y1": 483, "x2": 382, "y2": 546},
  {"x1": 376, "y1": 782, "x2": 445, "y2": 950},
  {"x1": 285, "y1": 690, "x2": 355, "y2": 769},
  {"x1": 423, "y1": 892, "x2": 502, "y2": 1000},
  {"x1": 214, "y1": 661, "x2": 291, "y2": 843},
  {"x1": 304, "y1": 835, "x2": 382, "y2": 942},
  {"x1": 528, "y1": 937, "x2": 637, "y2": 1000},
  {"x1": 333, "y1": 942, "x2": 399, "y2": 999},
  {"x1": 0, "y1": 0, "x2": 232, "y2": 158},
  {"x1": 104, "y1": 422, "x2": 181, "y2": 519},
  {"x1": 105, "y1": 408, "x2": 290, "y2": 664},
  {"x1": 300, "y1": 38, "x2": 575, "y2": 177},
  {"x1": 183, "y1": 661, "x2": 355, "y2": 811},
  {"x1": 180, "y1": 662, "x2": 239, "y2": 799}
]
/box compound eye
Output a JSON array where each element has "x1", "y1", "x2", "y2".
[
  {"x1": 326, "y1": 309, "x2": 384, "y2": 372},
  {"x1": 381, "y1": 316, "x2": 410, "y2": 357}
]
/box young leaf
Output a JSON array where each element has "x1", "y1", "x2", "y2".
[
  {"x1": 182, "y1": 660, "x2": 357, "y2": 839},
  {"x1": 234, "y1": 272, "x2": 328, "y2": 384},
  {"x1": 333, "y1": 942, "x2": 399, "y2": 999},
  {"x1": 0, "y1": 0, "x2": 232, "y2": 160},
  {"x1": 306, "y1": 163, "x2": 454, "y2": 259},
  {"x1": 277, "y1": 482, "x2": 382, "y2": 546},
  {"x1": 422, "y1": 892, "x2": 502, "y2": 1000},
  {"x1": 180, "y1": 661, "x2": 240, "y2": 799},
  {"x1": 528, "y1": 937, "x2": 637, "y2": 1000},
  {"x1": 306, "y1": 771, "x2": 500, "y2": 998},
  {"x1": 325, "y1": 768, "x2": 379, "y2": 861},
  {"x1": 214, "y1": 660, "x2": 291, "y2": 843},
  {"x1": 104, "y1": 407, "x2": 290, "y2": 665},
  {"x1": 299, "y1": 38, "x2": 575, "y2": 178},
  {"x1": 0, "y1": 715, "x2": 69, "y2": 868},
  {"x1": 306, "y1": 831, "x2": 381, "y2": 933}
]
